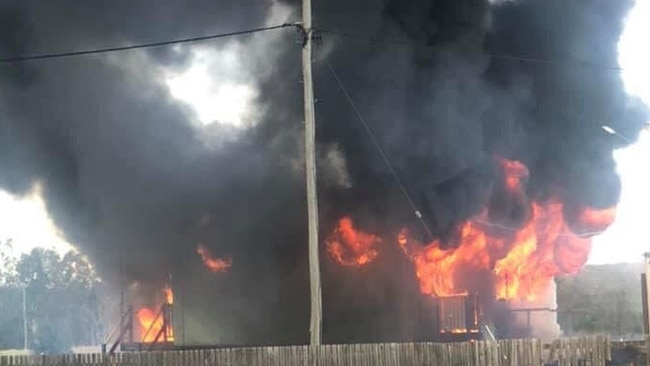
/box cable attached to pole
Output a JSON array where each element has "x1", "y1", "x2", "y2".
[
  {"x1": 325, "y1": 60, "x2": 436, "y2": 241},
  {"x1": 0, "y1": 23, "x2": 296, "y2": 63}
]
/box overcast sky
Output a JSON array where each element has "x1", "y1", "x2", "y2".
[
  {"x1": 589, "y1": 0, "x2": 650, "y2": 264},
  {"x1": 0, "y1": 0, "x2": 648, "y2": 264}
]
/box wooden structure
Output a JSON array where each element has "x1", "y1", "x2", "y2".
[
  {"x1": 0, "y1": 336, "x2": 614, "y2": 366},
  {"x1": 102, "y1": 306, "x2": 134, "y2": 355},
  {"x1": 102, "y1": 302, "x2": 174, "y2": 355},
  {"x1": 437, "y1": 294, "x2": 481, "y2": 340}
]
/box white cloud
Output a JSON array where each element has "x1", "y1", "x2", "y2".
[
  {"x1": 590, "y1": 129, "x2": 650, "y2": 264},
  {"x1": 589, "y1": 0, "x2": 650, "y2": 264},
  {"x1": 618, "y1": 0, "x2": 650, "y2": 104},
  {"x1": 165, "y1": 46, "x2": 258, "y2": 128},
  {"x1": 0, "y1": 183, "x2": 73, "y2": 258}
]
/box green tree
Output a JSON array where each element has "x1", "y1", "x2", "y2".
[
  {"x1": 0, "y1": 240, "x2": 22, "y2": 349},
  {"x1": 0, "y1": 246, "x2": 105, "y2": 353},
  {"x1": 556, "y1": 263, "x2": 644, "y2": 337},
  {"x1": 0, "y1": 239, "x2": 17, "y2": 285}
]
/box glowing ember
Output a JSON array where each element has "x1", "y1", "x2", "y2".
[
  {"x1": 196, "y1": 244, "x2": 232, "y2": 273},
  {"x1": 136, "y1": 286, "x2": 174, "y2": 343},
  {"x1": 442, "y1": 329, "x2": 471, "y2": 334},
  {"x1": 164, "y1": 285, "x2": 173, "y2": 304},
  {"x1": 325, "y1": 216, "x2": 381, "y2": 266},
  {"x1": 497, "y1": 157, "x2": 529, "y2": 192}
]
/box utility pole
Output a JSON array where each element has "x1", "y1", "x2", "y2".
[
  {"x1": 22, "y1": 287, "x2": 28, "y2": 350},
  {"x1": 120, "y1": 257, "x2": 124, "y2": 319},
  {"x1": 302, "y1": 0, "x2": 322, "y2": 346},
  {"x1": 642, "y1": 252, "x2": 650, "y2": 366}
]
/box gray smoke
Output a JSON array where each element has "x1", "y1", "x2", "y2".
[{"x1": 0, "y1": 0, "x2": 647, "y2": 344}]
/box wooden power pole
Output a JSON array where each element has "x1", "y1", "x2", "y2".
[
  {"x1": 642, "y1": 252, "x2": 650, "y2": 366},
  {"x1": 302, "y1": 0, "x2": 322, "y2": 346}
]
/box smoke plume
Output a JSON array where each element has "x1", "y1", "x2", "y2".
[{"x1": 0, "y1": 0, "x2": 647, "y2": 344}]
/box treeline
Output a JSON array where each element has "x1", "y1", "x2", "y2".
[
  {"x1": 556, "y1": 263, "x2": 645, "y2": 337},
  {"x1": 0, "y1": 240, "x2": 105, "y2": 353}
]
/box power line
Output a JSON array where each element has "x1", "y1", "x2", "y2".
[
  {"x1": 325, "y1": 60, "x2": 436, "y2": 241},
  {"x1": 0, "y1": 22, "x2": 624, "y2": 73},
  {"x1": 316, "y1": 28, "x2": 624, "y2": 72},
  {"x1": 0, "y1": 23, "x2": 296, "y2": 63},
  {"x1": 474, "y1": 219, "x2": 605, "y2": 238}
]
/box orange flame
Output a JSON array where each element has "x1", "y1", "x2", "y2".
[
  {"x1": 136, "y1": 286, "x2": 174, "y2": 343},
  {"x1": 326, "y1": 216, "x2": 381, "y2": 266},
  {"x1": 497, "y1": 158, "x2": 529, "y2": 193},
  {"x1": 408, "y1": 159, "x2": 616, "y2": 301},
  {"x1": 333, "y1": 158, "x2": 617, "y2": 303},
  {"x1": 576, "y1": 206, "x2": 617, "y2": 232},
  {"x1": 164, "y1": 285, "x2": 173, "y2": 304},
  {"x1": 399, "y1": 221, "x2": 489, "y2": 297},
  {"x1": 136, "y1": 308, "x2": 158, "y2": 342},
  {"x1": 196, "y1": 244, "x2": 232, "y2": 273}
]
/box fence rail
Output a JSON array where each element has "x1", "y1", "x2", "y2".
[{"x1": 0, "y1": 336, "x2": 614, "y2": 366}]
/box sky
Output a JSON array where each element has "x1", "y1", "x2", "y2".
[
  {"x1": 0, "y1": 1, "x2": 648, "y2": 264},
  {"x1": 0, "y1": 183, "x2": 72, "y2": 257},
  {"x1": 165, "y1": 45, "x2": 257, "y2": 127},
  {"x1": 589, "y1": 0, "x2": 650, "y2": 264}
]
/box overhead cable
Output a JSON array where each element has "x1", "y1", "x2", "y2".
[
  {"x1": 315, "y1": 28, "x2": 624, "y2": 72},
  {"x1": 325, "y1": 60, "x2": 436, "y2": 241},
  {"x1": 326, "y1": 60, "x2": 608, "y2": 241},
  {"x1": 0, "y1": 23, "x2": 296, "y2": 63}
]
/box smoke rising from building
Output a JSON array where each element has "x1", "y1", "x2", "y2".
[{"x1": 0, "y1": 0, "x2": 647, "y2": 344}]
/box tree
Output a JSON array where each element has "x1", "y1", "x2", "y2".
[
  {"x1": 0, "y1": 239, "x2": 17, "y2": 285},
  {"x1": 556, "y1": 263, "x2": 644, "y2": 337},
  {"x1": 0, "y1": 240, "x2": 22, "y2": 349},
  {"x1": 0, "y1": 246, "x2": 105, "y2": 353}
]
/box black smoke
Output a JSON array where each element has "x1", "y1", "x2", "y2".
[{"x1": 0, "y1": 0, "x2": 647, "y2": 345}]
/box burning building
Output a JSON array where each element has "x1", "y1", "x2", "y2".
[
  {"x1": 325, "y1": 157, "x2": 616, "y2": 339},
  {"x1": 0, "y1": 0, "x2": 648, "y2": 346}
]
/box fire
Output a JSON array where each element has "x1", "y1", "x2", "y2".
[
  {"x1": 326, "y1": 216, "x2": 381, "y2": 266},
  {"x1": 575, "y1": 206, "x2": 617, "y2": 232},
  {"x1": 493, "y1": 202, "x2": 580, "y2": 301},
  {"x1": 196, "y1": 244, "x2": 232, "y2": 273},
  {"x1": 164, "y1": 285, "x2": 173, "y2": 304},
  {"x1": 332, "y1": 157, "x2": 617, "y2": 303},
  {"x1": 399, "y1": 221, "x2": 489, "y2": 296},
  {"x1": 136, "y1": 286, "x2": 174, "y2": 343},
  {"x1": 406, "y1": 158, "x2": 617, "y2": 301},
  {"x1": 497, "y1": 157, "x2": 529, "y2": 192},
  {"x1": 136, "y1": 308, "x2": 161, "y2": 342}
]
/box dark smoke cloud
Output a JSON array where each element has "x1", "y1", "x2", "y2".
[
  {"x1": 0, "y1": 0, "x2": 647, "y2": 345},
  {"x1": 0, "y1": 0, "x2": 312, "y2": 345}
]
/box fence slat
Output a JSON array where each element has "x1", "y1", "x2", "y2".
[{"x1": 0, "y1": 336, "x2": 621, "y2": 366}]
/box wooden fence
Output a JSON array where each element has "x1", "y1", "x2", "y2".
[{"x1": 0, "y1": 336, "x2": 614, "y2": 366}]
